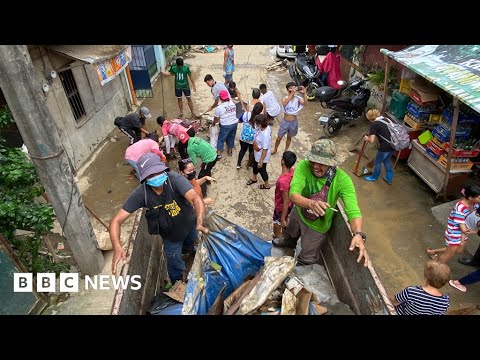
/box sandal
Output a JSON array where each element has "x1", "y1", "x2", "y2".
[
  {"x1": 259, "y1": 184, "x2": 271, "y2": 190},
  {"x1": 178, "y1": 113, "x2": 184, "y2": 118},
  {"x1": 246, "y1": 179, "x2": 258, "y2": 186}
]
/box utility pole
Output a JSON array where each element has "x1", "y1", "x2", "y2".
[{"x1": 0, "y1": 45, "x2": 104, "y2": 276}]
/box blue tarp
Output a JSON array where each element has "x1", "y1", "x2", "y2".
[{"x1": 182, "y1": 211, "x2": 272, "y2": 315}]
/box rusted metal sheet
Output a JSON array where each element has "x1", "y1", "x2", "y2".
[{"x1": 322, "y1": 202, "x2": 396, "y2": 315}]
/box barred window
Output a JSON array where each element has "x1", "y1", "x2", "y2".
[{"x1": 59, "y1": 69, "x2": 86, "y2": 121}]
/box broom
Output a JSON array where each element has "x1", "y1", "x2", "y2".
[{"x1": 352, "y1": 141, "x2": 373, "y2": 177}]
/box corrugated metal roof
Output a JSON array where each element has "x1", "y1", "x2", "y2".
[
  {"x1": 47, "y1": 45, "x2": 129, "y2": 64},
  {"x1": 381, "y1": 45, "x2": 480, "y2": 114}
]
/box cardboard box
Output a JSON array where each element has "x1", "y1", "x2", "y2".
[{"x1": 409, "y1": 78, "x2": 441, "y2": 105}]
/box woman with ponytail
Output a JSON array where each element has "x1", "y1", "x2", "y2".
[{"x1": 427, "y1": 185, "x2": 480, "y2": 263}]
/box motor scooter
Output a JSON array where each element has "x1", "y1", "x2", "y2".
[{"x1": 316, "y1": 79, "x2": 371, "y2": 137}]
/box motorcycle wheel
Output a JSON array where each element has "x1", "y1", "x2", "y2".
[
  {"x1": 306, "y1": 83, "x2": 318, "y2": 101},
  {"x1": 323, "y1": 112, "x2": 343, "y2": 137}
]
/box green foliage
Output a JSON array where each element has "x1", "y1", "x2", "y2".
[
  {"x1": 0, "y1": 105, "x2": 62, "y2": 274},
  {"x1": 0, "y1": 105, "x2": 15, "y2": 128},
  {"x1": 9, "y1": 235, "x2": 70, "y2": 275},
  {"x1": 0, "y1": 148, "x2": 55, "y2": 236},
  {"x1": 363, "y1": 64, "x2": 399, "y2": 92},
  {"x1": 0, "y1": 147, "x2": 38, "y2": 188}
]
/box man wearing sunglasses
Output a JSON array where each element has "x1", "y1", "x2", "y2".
[{"x1": 109, "y1": 153, "x2": 207, "y2": 284}]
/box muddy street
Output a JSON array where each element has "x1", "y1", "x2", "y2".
[{"x1": 74, "y1": 45, "x2": 480, "y2": 313}]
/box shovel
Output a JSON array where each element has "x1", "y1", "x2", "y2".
[{"x1": 352, "y1": 141, "x2": 373, "y2": 177}]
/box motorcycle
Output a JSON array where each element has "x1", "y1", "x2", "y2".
[
  {"x1": 288, "y1": 45, "x2": 331, "y2": 101},
  {"x1": 316, "y1": 78, "x2": 371, "y2": 137}
]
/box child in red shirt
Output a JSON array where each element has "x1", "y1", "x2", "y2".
[{"x1": 273, "y1": 151, "x2": 297, "y2": 239}]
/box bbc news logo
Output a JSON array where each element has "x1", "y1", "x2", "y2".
[{"x1": 13, "y1": 273, "x2": 142, "y2": 292}]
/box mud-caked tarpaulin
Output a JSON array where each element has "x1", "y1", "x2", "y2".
[
  {"x1": 381, "y1": 45, "x2": 480, "y2": 114},
  {"x1": 182, "y1": 211, "x2": 272, "y2": 315}
]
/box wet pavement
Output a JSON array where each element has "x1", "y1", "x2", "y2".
[{"x1": 51, "y1": 45, "x2": 479, "y2": 314}]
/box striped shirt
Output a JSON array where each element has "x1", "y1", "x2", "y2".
[
  {"x1": 395, "y1": 286, "x2": 450, "y2": 315},
  {"x1": 445, "y1": 201, "x2": 470, "y2": 241}
]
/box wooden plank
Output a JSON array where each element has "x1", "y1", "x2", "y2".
[{"x1": 225, "y1": 268, "x2": 264, "y2": 315}]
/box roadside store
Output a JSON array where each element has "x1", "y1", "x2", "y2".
[{"x1": 380, "y1": 45, "x2": 480, "y2": 199}]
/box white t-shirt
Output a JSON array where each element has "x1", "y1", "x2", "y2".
[
  {"x1": 283, "y1": 95, "x2": 304, "y2": 116},
  {"x1": 215, "y1": 100, "x2": 237, "y2": 126},
  {"x1": 254, "y1": 128, "x2": 271, "y2": 163},
  {"x1": 260, "y1": 91, "x2": 281, "y2": 117}
]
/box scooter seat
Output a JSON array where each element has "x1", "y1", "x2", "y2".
[{"x1": 316, "y1": 86, "x2": 336, "y2": 102}]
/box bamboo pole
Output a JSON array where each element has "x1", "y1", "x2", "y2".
[{"x1": 380, "y1": 55, "x2": 390, "y2": 115}]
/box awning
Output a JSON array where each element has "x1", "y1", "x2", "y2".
[
  {"x1": 381, "y1": 45, "x2": 480, "y2": 114},
  {"x1": 47, "y1": 45, "x2": 129, "y2": 64},
  {"x1": 47, "y1": 45, "x2": 131, "y2": 86}
]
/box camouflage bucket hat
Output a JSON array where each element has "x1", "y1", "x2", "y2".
[{"x1": 306, "y1": 139, "x2": 340, "y2": 166}]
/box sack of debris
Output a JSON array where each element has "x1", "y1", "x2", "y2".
[
  {"x1": 181, "y1": 211, "x2": 353, "y2": 315},
  {"x1": 182, "y1": 211, "x2": 272, "y2": 315}
]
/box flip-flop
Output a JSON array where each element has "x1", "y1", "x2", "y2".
[
  {"x1": 259, "y1": 184, "x2": 271, "y2": 190},
  {"x1": 449, "y1": 280, "x2": 467, "y2": 292},
  {"x1": 246, "y1": 179, "x2": 257, "y2": 186}
]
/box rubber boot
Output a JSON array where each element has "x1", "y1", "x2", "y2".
[{"x1": 383, "y1": 171, "x2": 393, "y2": 185}]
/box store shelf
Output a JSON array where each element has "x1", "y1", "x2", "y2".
[{"x1": 410, "y1": 140, "x2": 472, "y2": 174}]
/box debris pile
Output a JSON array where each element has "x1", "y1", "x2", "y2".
[
  {"x1": 192, "y1": 45, "x2": 222, "y2": 53},
  {"x1": 148, "y1": 211, "x2": 354, "y2": 315}
]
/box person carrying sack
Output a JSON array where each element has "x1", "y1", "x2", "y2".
[{"x1": 272, "y1": 138, "x2": 369, "y2": 267}]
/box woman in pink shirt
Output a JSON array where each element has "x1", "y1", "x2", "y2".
[
  {"x1": 157, "y1": 116, "x2": 195, "y2": 159},
  {"x1": 124, "y1": 133, "x2": 166, "y2": 180}
]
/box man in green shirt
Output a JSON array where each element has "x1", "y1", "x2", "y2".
[
  {"x1": 187, "y1": 137, "x2": 217, "y2": 197},
  {"x1": 161, "y1": 57, "x2": 198, "y2": 119},
  {"x1": 273, "y1": 139, "x2": 369, "y2": 267}
]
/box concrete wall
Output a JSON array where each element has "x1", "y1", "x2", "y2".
[
  {"x1": 348, "y1": 68, "x2": 391, "y2": 110},
  {"x1": 28, "y1": 46, "x2": 132, "y2": 169}
]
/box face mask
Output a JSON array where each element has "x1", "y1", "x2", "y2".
[
  {"x1": 146, "y1": 173, "x2": 168, "y2": 187},
  {"x1": 186, "y1": 171, "x2": 196, "y2": 181}
]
